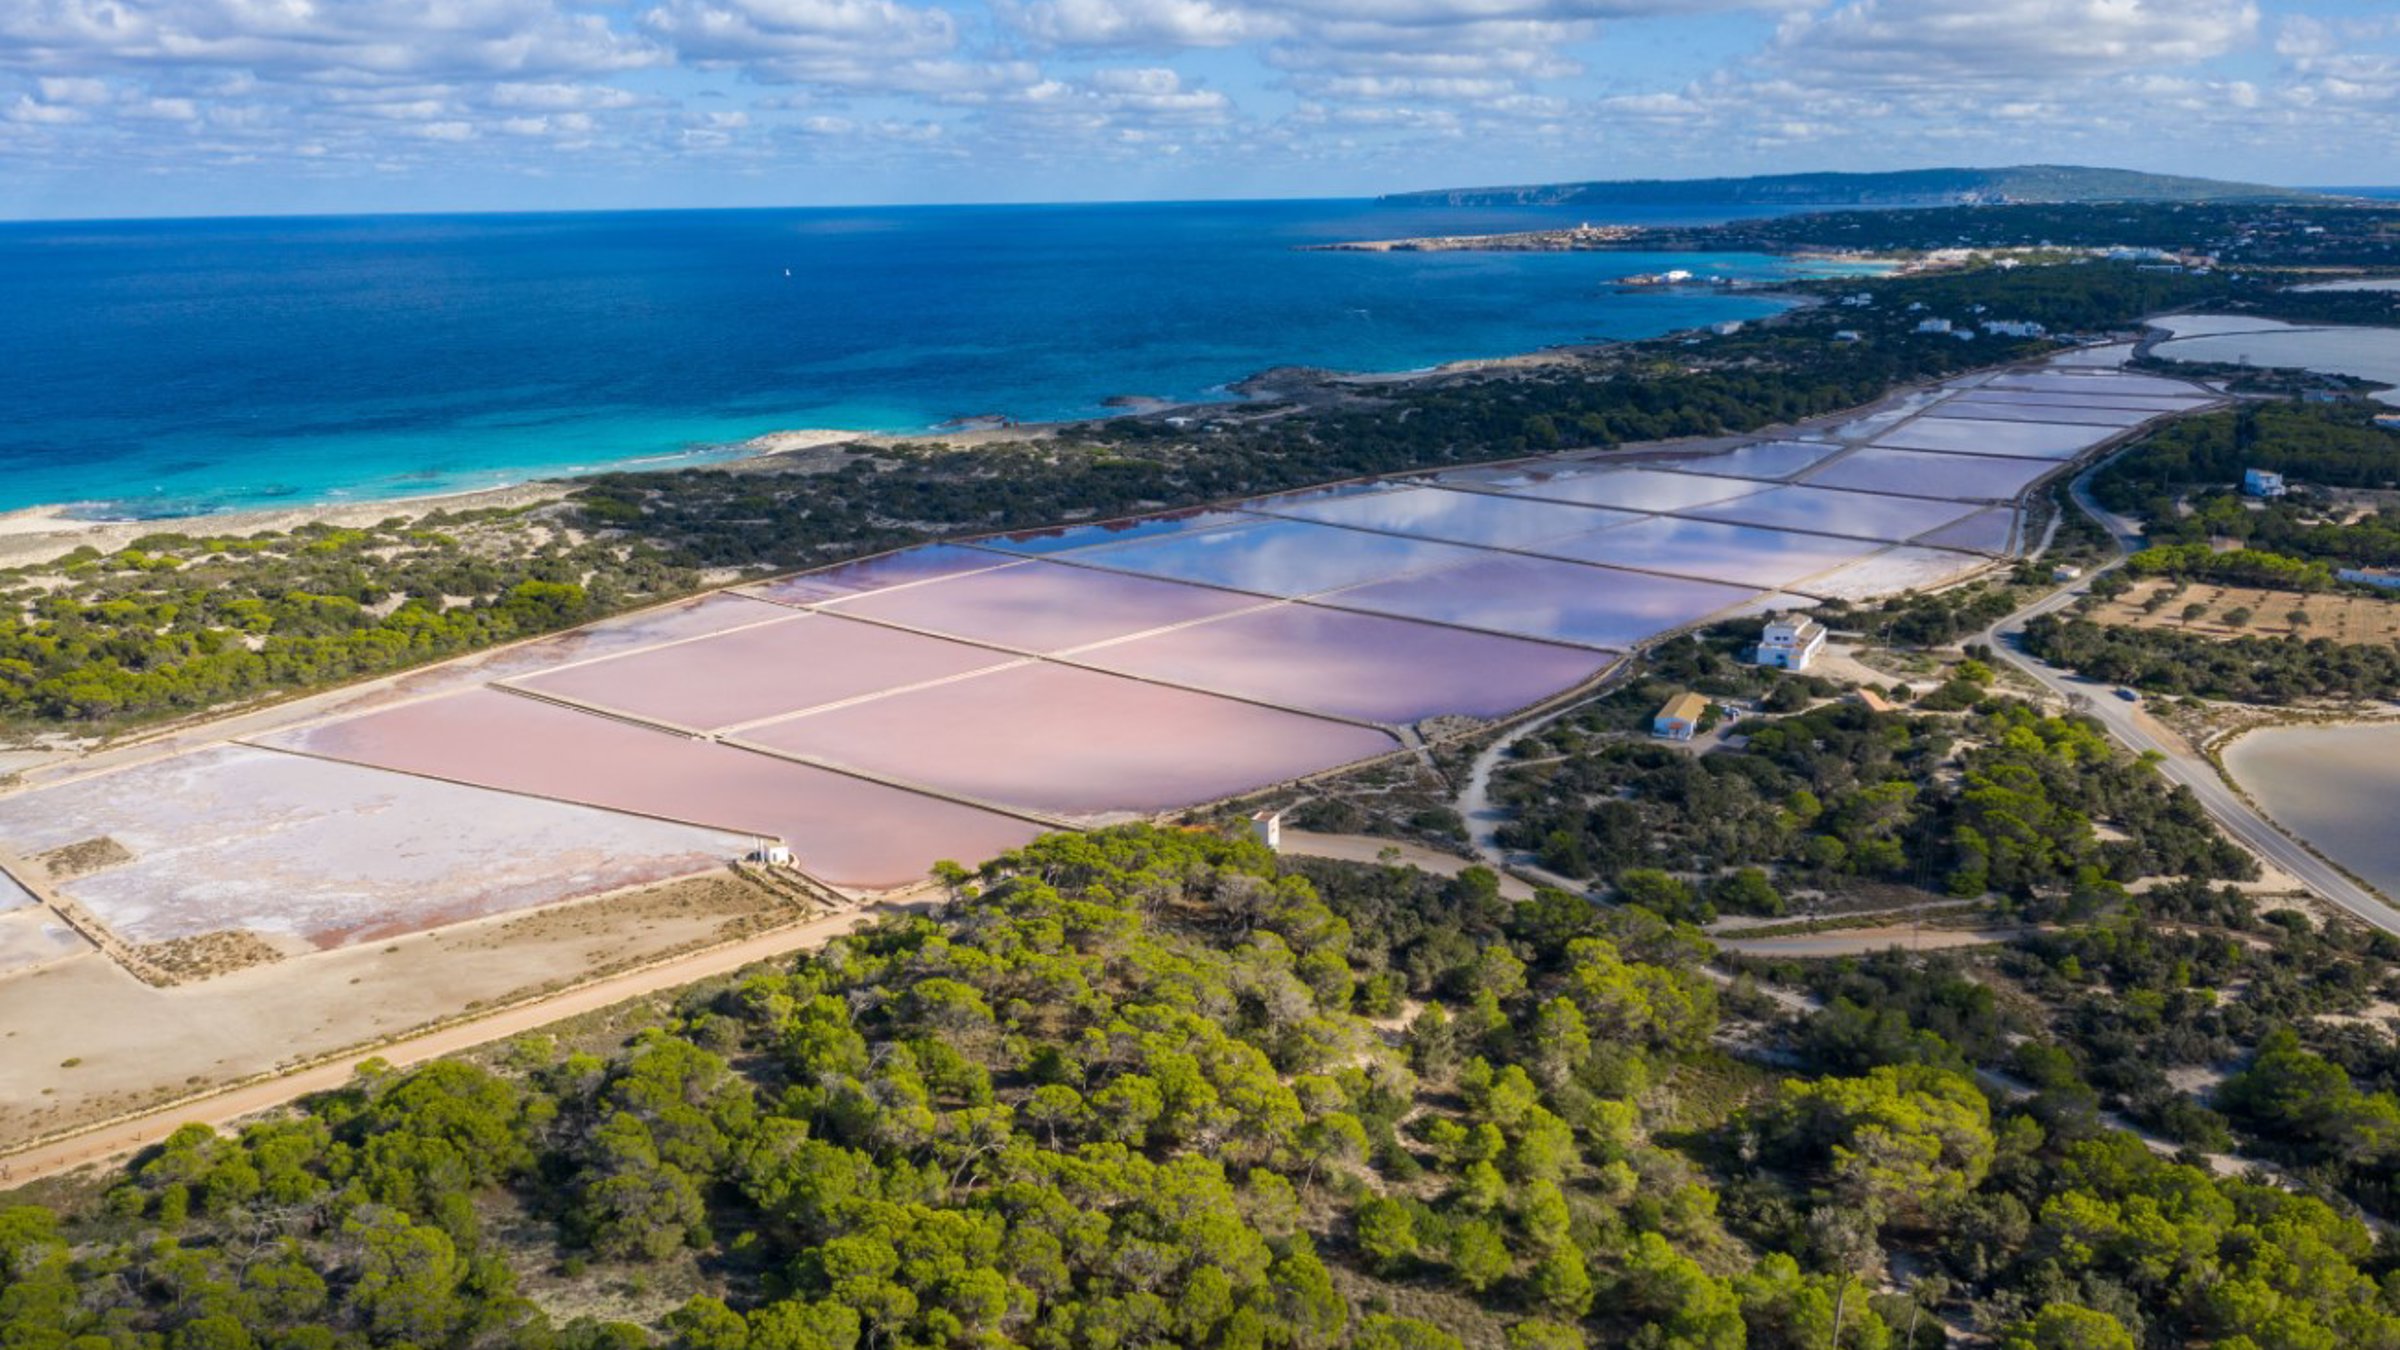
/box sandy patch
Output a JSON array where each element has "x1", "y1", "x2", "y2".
[
  {"x1": 0, "y1": 870, "x2": 790, "y2": 1147},
  {"x1": 2093, "y1": 579, "x2": 2400, "y2": 647}
]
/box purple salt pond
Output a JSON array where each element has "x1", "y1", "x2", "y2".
[
  {"x1": 1052, "y1": 516, "x2": 1490, "y2": 597},
  {"x1": 512, "y1": 613, "x2": 1018, "y2": 732},
  {"x1": 1808, "y1": 447, "x2": 2060, "y2": 502},
  {"x1": 1871, "y1": 417, "x2": 2110, "y2": 460},
  {"x1": 1685, "y1": 485, "x2": 1982, "y2": 541},
  {"x1": 1489, "y1": 467, "x2": 1769, "y2": 513},
  {"x1": 1934, "y1": 399, "x2": 2156, "y2": 428},
  {"x1": 1253, "y1": 484, "x2": 1642, "y2": 550},
  {"x1": 1319, "y1": 554, "x2": 1757, "y2": 650},
  {"x1": 1986, "y1": 371, "x2": 2204, "y2": 398},
  {"x1": 1075, "y1": 603, "x2": 1612, "y2": 723},
  {"x1": 740, "y1": 663, "x2": 1400, "y2": 818},
  {"x1": 261, "y1": 690, "x2": 1047, "y2": 890},
  {"x1": 748, "y1": 544, "x2": 1023, "y2": 605},
  {"x1": 819, "y1": 560, "x2": 1265, "y2": 653},
  {"x1": 975, "y1": 508, "x2": 1258, "y2": 557},
  {"x1": 1656, "y1": 440, "x2": 1845, "y2": 481},
  {"x1": 1536, "y1": 516, "x2": 1882, "y2": 588},
  {"x1": 1915, "y1": 507, "x2": 2021, "y2": 555},
  {"x1": 1937, "y1": 387, "x2": 2208, "y2": 411}
]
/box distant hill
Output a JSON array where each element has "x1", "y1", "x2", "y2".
[{"x1": 1382, "y1": 165, "x2": 2324, "y2": 209}]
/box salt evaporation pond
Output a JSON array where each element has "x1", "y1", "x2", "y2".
[
  {"x1": 0, "y1": 344, "x2": 2232, "y2": 948},
  {"x1": 2149, "y1": 317, "x2": 2400, "y2": 407},
  {"x1": 2293, "y1": 278, "x2": 2400, "y2": 293},
  {"x1": 2224, "y1": 723, "x2": 2400, "y2": 898}
]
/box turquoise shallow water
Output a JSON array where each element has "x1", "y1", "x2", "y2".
[{"x1": 0, "y1": 199, "x2": 1861, "y2": 517}]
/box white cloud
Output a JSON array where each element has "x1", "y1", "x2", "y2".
[
  {"x1": 1005, "y1": 0, "x2": 1268, "y2": 48},
  {"x1": 36, "y1": 75, "x2": 111, "y2": 104},
  {"x1": 0, "y1": 0, "x2": 663, "y2": 81},
  {"x1": 640, "y1": 0, "x2": 959, "y2": 82},
  {"x1": 1773, "y1": 0, "x2": 2259, "y2": 83},
  {"x1": 489, "y1": 82, "x2": 642, "y2": 110}
]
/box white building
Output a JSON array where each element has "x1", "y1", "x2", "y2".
[
  {"x1": 1250, "y1": 809, "x2": 1284, "y2": 850},
  {"x1": 1981, "y1": 319, "x2": 2048, "y2": 338},
  {"x1": 2242, "y1": 468, "x2": 2287, "y2": 499},
  {"x1": 1755, "y1": 615, "x2": 1828, "y2": 671},
  {"x1": 1652, "y1": 692, "x2": 1709, "y2": 741},
  {"x1": 1915, "y1": 317, "x2": 1953, "y2": 334}
]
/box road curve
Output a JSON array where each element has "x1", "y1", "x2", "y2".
[{"x1": 1982, "y1": 462, "x2": 2400, "y2": 939}]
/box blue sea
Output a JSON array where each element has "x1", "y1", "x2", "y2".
[{"x1": 0, "y1": 199, "x2": 1865, "y2": 517}]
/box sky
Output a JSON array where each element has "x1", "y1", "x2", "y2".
[{"x1": 2, "y1": 0, "x2": 2397, "y2": 218}]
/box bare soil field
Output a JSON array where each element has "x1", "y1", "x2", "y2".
[
  {"x1": 0, "y1": 870, "x2": 787, "y2": 1148},
  {"x1": 2093, "y1": 578, "x2": 2400, "y2": 645}
]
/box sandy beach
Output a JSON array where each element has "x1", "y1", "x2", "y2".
[{"x1": 0, "y1": 430, "x2": 903, "y2": 571}]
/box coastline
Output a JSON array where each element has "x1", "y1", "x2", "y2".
[{"x1": 0, "y1": 332, "x2": 1677, "y2": 569}]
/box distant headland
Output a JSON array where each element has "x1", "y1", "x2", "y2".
[{"x1": 1378, "y1": 164, "x2": 2329, "y2": 209}]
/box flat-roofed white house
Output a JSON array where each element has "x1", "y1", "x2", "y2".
[
  {"x1": 1755, "y1": 615, "x2": 1828, "y2": 672},
  {"x1": 1251, "y1": 809, "x2": 1285, "y2": 850},
  {"x1": 2243, "y1": 468, "x2": 2287, "y2": 499}
]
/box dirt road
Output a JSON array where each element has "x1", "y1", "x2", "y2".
[
  {"x1": 1276, "y1": 830, "x2": 1536, "y2": 899},
  {"x1": 0, "y1": 905, "x2": 883, "y2": 1186}
]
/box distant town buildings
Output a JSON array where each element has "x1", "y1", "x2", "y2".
[
  {"x1": 1652, "y1": 692, "x2": 1709, "y2": 741},
  {"x1": 1915, "y1": 317, "x2": 1953, "y2": 334},
  {"x1": 1980, "y1": 319, "x2": 2048, "y2": 338},
  {"x1": 2242, "y1": 468, "x2": 2288, "y2": 499},
  {"x1": 1755, "y1": 615, "x2": 1828, "y2": 672}
]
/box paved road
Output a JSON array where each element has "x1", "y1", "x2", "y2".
[{"x1": 1982, "y1": 463, "x2": 2400, "y2": 939}]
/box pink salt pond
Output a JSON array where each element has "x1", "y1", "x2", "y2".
[
  {"x1": 510, "y1": 613, "x2": 1019, "y2": 732},
  {"x1": 818, "y1": 560, "x2": 1266, "y2": 653},
  {"x1": 262, "y1": 690, "x2": 1047, "y2": 891},
  {"x1": 1075, "y1": 603, "x2": 1611, "y2": 724},
  {"x1": 738, "y1": 663, "x2": 1400, "y2": 818}
]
